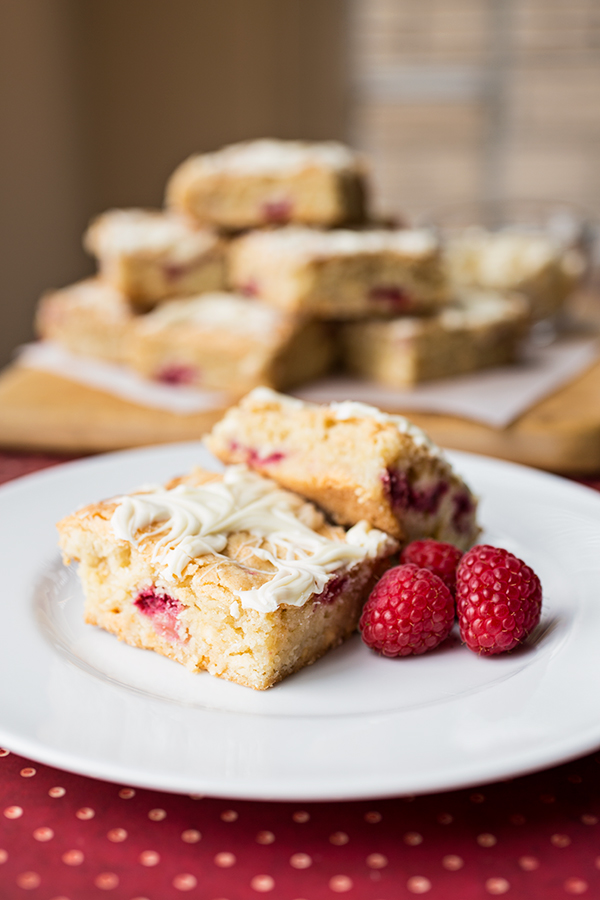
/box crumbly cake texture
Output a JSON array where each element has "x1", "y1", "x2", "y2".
[
  {"x1": 84, "y1": 208, "x2": 226, "y2": 309},
  {"x1": 229, "y1": 226, "x2": 449, "y2": 318},
  {"x1": 35, "y1": 278, "x2": 136, "y2": 363},
  {"x1": 57, "y1": 466, "x2": 397, "y2": 690},
  {"x1": 125, "y1": 292, "x2": 335, "y2": 392},
  {"x1": 444, "y1": 228, "x2": 586, "y2": 320},
  {"x1": 166, "y1": 139, "x2": 367, "y2": 229},
  {"x1": 206, "y1": 389, "x2": 480, "y2": 550},
  {"x1": 340, "y1": 290, "x2": 530, "y2": 387}
]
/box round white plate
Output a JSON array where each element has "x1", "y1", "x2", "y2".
[{"x1": 1, "y1": 442, "x2": 599, "y2": 801}]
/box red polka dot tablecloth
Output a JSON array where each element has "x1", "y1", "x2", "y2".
[{"x1": 1, "y1": 453, "x2": 599, "y2": 900}]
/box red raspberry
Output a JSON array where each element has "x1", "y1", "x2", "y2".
[
  {"x1": 456, "y1": 544, "x2": 542, "y2": 654},
  {"x1": 400, "y1": 539, "x2": 463, "y2": 594},
  {"x1": 359, "y1": 564, "x2": 455, "y2": 657}
]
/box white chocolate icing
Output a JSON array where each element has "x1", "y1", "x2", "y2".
[
  {"x1": 110, "y1": 466, "x2": 395, "y2": 613},
  {"x1": 189, "y1": 139, "x2": 359, "y2": 175},
  {"x1": 138, "y1": 293, "x2": 284, "y2": 338},
  {"x1": 236, "y1": 226, "x2": 438, "y2": 261},
  {"x1": 86, "y1": 209, "x2": 218, "y2": 261}
]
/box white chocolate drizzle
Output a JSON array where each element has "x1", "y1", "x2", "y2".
[{"x1": 110, "y1": 466, "x2": 395, "y2": 613}]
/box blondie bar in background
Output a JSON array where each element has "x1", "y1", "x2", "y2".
[
  {"x1": 35, "y1": 278, "x2": 136, "y2": 363},
  {"x1": 229, "y1": 227, "x2": 449, "y2": 318},
  {"x1": 84, "y1": 209, "x2": 226, "y2": 310},
  {"x1": 166, "y1": 139, "x2": 368, "y2": 229},
  {"x1": 444, "y1": 228, "x2": 586, "y2": 320},
  {"x1": 126, "y1": 292, "x2": 335, "y2": 393},
  {"x1": 340, "y1": 290, "x2": 529, "y2": 387}
]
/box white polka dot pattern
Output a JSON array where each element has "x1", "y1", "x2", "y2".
[
  {"x1": 181, "y1": 829, "x2": 201, "y2": 843},
  {"x1": 221, "y1": 809, "x2": 238, "y2": 822},
  {"x1": 251, "y1": 873, "x2": 275, "y2": 892},
  {"x1": 0, "y1": 744, "x2": 597, "y2": 898}
]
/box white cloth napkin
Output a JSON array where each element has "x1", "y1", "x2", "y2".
[
  {"x1": 296, "y1": 337, "x2": 599, "y2": 428},
  {"x1": 18, "y1": 342, "x2": 230, "y2": 414},
  {"x1": 18, "y1": 337, "x2": 598, "y2": 428}
]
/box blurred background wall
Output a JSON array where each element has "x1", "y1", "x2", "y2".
[
  {"x1": 351, "y1": 0, "x2": 600, "y2": 220},
  {"x1": 0, "y1": 0, "x2": 349, "y2": 368},
  {"x1": 1, "y1": 0, "x2": 599, "y2": 368}
]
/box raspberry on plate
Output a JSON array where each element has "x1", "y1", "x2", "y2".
[
  {"x1": 400, "y1": 539, "x2": 463, "y2": 594},
  {"x1": 456, "y1": 544, "x2": 542, "y2": 654},
  {"x1": 359, "y1": 564, "x2": 455, "y2": 657}
]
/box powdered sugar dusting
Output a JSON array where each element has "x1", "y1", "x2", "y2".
[
  {"x1": 86, "y1": 208, "x2": 217, "y2": 260},
  {"x1": 235, "y1": 226, "x2": 438, "y2": 261}
]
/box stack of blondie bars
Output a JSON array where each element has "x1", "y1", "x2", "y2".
[{"x1": 35, "y1": 137, "x2": 547, "y2": 395}]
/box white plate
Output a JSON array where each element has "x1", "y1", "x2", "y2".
[{"x1": 1, "y1": 442, "x2": 600, "y2": 801}]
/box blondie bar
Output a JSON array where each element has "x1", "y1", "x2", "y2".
[
  {"x1": 206, "y1": 389, "x2": 479, "y2": 549},
  {"x1": 57, "y1": 466, "x2": 397, "y2": 690},
  {"x1": 340, "y1": 290, "x2": 529, "y2": 387},
  {"x1": 444, "y1": 227, "x2": 585, "y2": 320},
  {"x1": 35, "y1": 278, "x2": 135, "y2": 363},
  {"x1": 229, "y1": 227, "x2": 448, "y2": 318},
  {"x1": 166, "y1": 139, "x2": 367, "y2": 229},
  {"x1": 84, "y1": 208, "x2": 225, "y2": 309},
  {"x1": 126, "y1": 292, "x2": 335, "y2": 393}
]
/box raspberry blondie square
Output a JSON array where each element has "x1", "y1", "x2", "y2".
[
  {"x1": 84, "y1": 208, "x2": 225, "y2": 310},
  {"x1": 206, "y1": 389, "x2": 479, "y2": 549},
  {"x1": 57, "y1": 466, "x2": 397, "y2": 690},
  {"x1": 126, "y1": 292, "x2": 335, "y2": 392},
  {"x1": 444, "y1": 228, "x2": 585, "y2": 320},
  {"x1": 229, "y1": 227, "x2": 448, "y2": 318},
  {"x1": 35, "y1": 278, "x2": 135, "y2": 363},
  {"x1": 166, "y1": 138, "x2": 367, "y2": 229},
  {"x1": 340, "y1": 290, "x2": 529, "y2": 387}
]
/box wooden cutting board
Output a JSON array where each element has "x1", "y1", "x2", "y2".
[{"x1": 1, "y1": 360, "x2": 600, "y2": 472}]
